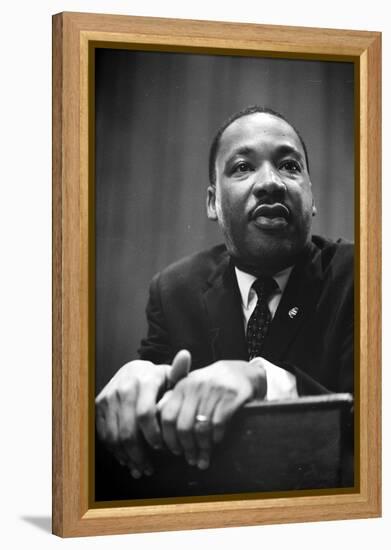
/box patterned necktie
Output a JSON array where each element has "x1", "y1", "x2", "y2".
[{"x1": 246, "y1": 277, "x2": 277, "y2": 360}]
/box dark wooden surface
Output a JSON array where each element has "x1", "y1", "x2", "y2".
[{"x1": 95, "y1": 394, "x2": 353, "y2": 502}]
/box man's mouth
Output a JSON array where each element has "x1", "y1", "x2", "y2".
[{"x1": 249, "y1": 203, "x2": 290, "y2": 230}]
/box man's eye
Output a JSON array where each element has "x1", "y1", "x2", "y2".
[
  {"x1": 232, "y1": 162, "x2": 252, "y2": 174},
  {"x1": 280, "y1": 160, "x2": 302, "y2": 173}
]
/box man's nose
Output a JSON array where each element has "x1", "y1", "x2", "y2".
[{"x1": 252, "y1": 163, "x2": 286, "y2": 196}]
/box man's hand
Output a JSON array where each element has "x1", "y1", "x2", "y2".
[
  {"x1": 157, "y1": 359, "x2": 267, "y2": 470},
  {"x1": 95, "y1": 350, "x2": 191, "y2": 478}
]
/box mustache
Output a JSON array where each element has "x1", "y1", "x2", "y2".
[{"x1": 249, "y1": 201, "x2": 291, "y2": 221}]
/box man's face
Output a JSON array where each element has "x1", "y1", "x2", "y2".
[{"x1": 207, "y1": 113, "x2": 316, "y2": 274}]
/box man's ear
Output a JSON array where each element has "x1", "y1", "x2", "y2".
[
  {"x1": 207, "y1": 185, "x2": 218, "y2": 220},
  {"x1": 312, "y1": 200, "x2": 317, "y2": 217}
]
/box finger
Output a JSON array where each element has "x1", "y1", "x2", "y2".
[
  {"x1": 195, "y1": 388, "x2": 220, "y2": 450},
  {"x1": 117, "y1": 405, "x2": 153, "y2": 476},
  {"x1": 109, "y1": 442, "x2": 128, "y2": 468},
  {"x1": 122, "y1": 430, "x2": 154, "y2": 477},
  {"x1": 112, "y1": 443, "x2": 152, "y2": 479},
  {"x1": 196, "y1": 448, "x2": 211, "y2": 471},
  {"x1": 156, "y1": 389, "x2": 173, "y2": 412},
  {"x1": 136, "y1": 381, "x2": 164, "y2": 450},
  {"x1": 211, "y1": 394, "x2": 237, "y2": 444},
  {"x1": 104, "y1": 437, "x2": 143, "y2": 477},
  {"x1": 119, "y1": 444, "x2": 154, "y2": 478},
  {"x1": 96, "y1": 410, "x2": 108, "y2": 441},
  {"x1": 96, "y1": 401, "x2": 131, "y2": 469},
  {"x1": 167, "y1": 349, "x2": 191, "y2": 388},
  {"x1": 194, "y1": 389, "x2": 221, "y2": 469},
  {"x1": 176, "y1": 390, "x2": 200, "y2": 466},
  {"x1": 127, "y1": 462, "x2": 153, "y2": 479},
  {"x1": 104, "y1": 400, "x2": 119, "y2": 445},
  {"x1": 160, "y1": 390, "x2": 184, "y2": 456}
]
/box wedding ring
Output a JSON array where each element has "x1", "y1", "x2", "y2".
[{"x1": 195, "y1": 414, "x2": 209, "y2": 423}]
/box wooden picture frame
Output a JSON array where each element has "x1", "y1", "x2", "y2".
[{"x1": 52, "y1": 11, "x2": 381, "y2": 537}]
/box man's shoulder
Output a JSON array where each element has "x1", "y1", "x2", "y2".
[
  {"x1": 312, "y1": 234, "x2": 353, "y2": 257},
  {"x1": 311, "y1": 234, "x2": 354, "y2": 277},
  {"x1": 155, "y1": 244, "x2": 228, "y2": 290},
  {"x1": 313, "y1": 234, "x2": 353, "y2": 250},
  {"x1": 161, "y1": 243, "x2": 228, "y2": 279}
]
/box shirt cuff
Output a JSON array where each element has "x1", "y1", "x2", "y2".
[{"x1": 250, "y1": 357, "x2": 298, "y2": 401}]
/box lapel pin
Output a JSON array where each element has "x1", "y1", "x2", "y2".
[{"x1": 288, "y1": 307, "x2": 299, "y2": 319}]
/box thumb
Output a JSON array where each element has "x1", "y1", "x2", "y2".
[{"x1": 167, "y1": 349, "x2": 191, "y2": 388}]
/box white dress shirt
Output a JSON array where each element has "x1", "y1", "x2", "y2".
[{"x1": 234, "y1": 266, "x2": 298, "y2": 401}]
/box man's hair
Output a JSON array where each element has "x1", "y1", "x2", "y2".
[{"x1": 208, "y1": 105, "x2": 310, "y2": 186}]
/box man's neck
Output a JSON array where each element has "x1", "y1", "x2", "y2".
[{"x1": 231, "y1": 240, "x2": 313, "y2": 278}]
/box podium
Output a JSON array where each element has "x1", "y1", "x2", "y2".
[{"x1": 95, "y1": 393, "x2": 354, "y2": 502}]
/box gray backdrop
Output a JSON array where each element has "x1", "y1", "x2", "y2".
[{"x1": 95, "y1": 49, "x2": 354, "y2": 392}]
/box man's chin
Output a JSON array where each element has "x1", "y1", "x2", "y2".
[{"x1": 230, "y1": 239, "x2": 307, "y2": 275}]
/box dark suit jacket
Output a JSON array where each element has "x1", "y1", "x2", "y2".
[{"x1": 138, "y1": 235, "x2": 354, "y2": 396}]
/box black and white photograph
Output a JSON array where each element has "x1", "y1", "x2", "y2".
[{"x1": 93, "y1": 48, "x2": 355, "y2": 502}]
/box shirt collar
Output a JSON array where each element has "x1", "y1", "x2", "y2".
[{"x1": 235, "y1": 265, "x2": 293, "y2": 309}]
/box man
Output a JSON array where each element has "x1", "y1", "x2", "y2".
[{"x1": 96, "y1": 106, "x2": 353, "y2": 482}]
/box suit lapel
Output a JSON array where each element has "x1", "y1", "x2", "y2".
[
  {"x1": 202, "y1": 255, "x2": 248, "y2": 361},
  {"x1": 201, "y1": 241, "x2": 324, "y2": 363},
  {"x1": 262, "y1": 242, "x2": 324, "y2": 362}
]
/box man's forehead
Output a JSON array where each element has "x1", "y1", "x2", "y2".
[{"x1": 218, "y1": 112, "x2": 304, "y2": 159}]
